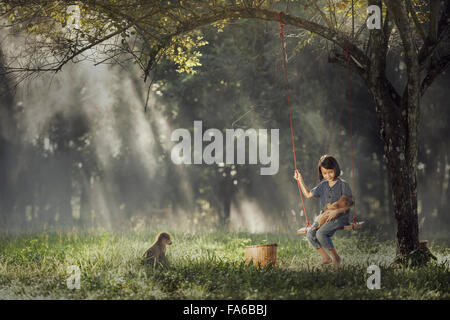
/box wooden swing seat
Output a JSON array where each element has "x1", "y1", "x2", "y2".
[{"x1": 297, "y1": 221, "x2": 365, "y2": 235}]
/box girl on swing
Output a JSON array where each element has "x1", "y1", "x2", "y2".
[{"x1": 293, "y1": 155, "x2": 352, "y2": 268}]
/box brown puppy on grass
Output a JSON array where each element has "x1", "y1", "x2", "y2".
[
  {"x1": 142, "y1": 232, "x2": 172, "y2": 267},
  {"x1": 313, "y1": 195, "x2": 354, "y2": 231}
]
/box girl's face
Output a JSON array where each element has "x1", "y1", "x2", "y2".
[{"x1": 320, "y1": 167, "x2": 336, "y2": 181}]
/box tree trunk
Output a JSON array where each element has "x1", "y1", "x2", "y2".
[{"x1": 369, "y1": 83, "x2": 419, "y2": 256}]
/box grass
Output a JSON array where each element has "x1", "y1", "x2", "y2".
[{"x1": 0, "y1": 230, "x2": 448, "y2": 299}]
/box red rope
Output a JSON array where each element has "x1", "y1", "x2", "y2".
[
  {"x1": 277, "y1": 12, "x2": 310, "y2": 227},
  {"x1": 345, "y1": 48, "x2": 357, "y2": 227}
]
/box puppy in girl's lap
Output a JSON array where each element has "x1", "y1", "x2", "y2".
[{"x1": 313, "y1": 195, "x2": 354, "y2": 231}]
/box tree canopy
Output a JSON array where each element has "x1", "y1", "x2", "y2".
[{"x1": 1, "y1": 1, "x2": 448, "y2": 88}]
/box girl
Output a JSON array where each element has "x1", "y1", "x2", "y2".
[{"x1": 293, "y1": 155, "x2": 352, "y2": 268}]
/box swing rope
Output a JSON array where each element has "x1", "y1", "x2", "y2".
[
  {"x1": 345, "y1": 48, "x2": 358, "y2": 228},
  {"x1": 278, "y1": 8, "x2": 360, "y2": 230},
  {"x1": 346, "y1": 0, "x2": 358, "y2": 228},
  {"x1": 277, "y1": 11, "x2": 311, "y2": 227}
]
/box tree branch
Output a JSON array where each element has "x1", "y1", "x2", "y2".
[
  {"x1": 384, "y1": 0, "x2": 420, "y2": 104},
  {"x1": 327, "y1": 50, "x2": 366, "y2": 80},
  {"x1": 209, "y1": 8, "x2": 369, "y2": 71},
  {"x1": 418, "y1": 0, "x2": 449, "y2": 68},
  {"x1": 1, "y1": 3, "x2": 370, "y2": 79},
  {"x1": 382, "y1": 8, "x2": 393, "y2": 56},
  {"x1": 429, "y1": 0, "x2": 441, "y2": 43},
  {"x1": 405, "y1": 0, "x2": 427, "y2": 44},
  {"x1": 312, "y1": 1, "x2": 335, "y2": 31},
  {"x1": 421, "y1": 54, "x2": 450, "y2": 96}
]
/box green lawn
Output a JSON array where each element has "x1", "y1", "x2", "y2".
[{"x1": 0, "y1": 230, "x2": 448, "y2": 299}]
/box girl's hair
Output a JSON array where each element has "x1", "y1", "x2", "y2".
[{"x1": 317, "y1": 155, "x2": 341, "y2": 181}]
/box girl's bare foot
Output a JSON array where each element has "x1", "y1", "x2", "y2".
[
  {"x1": 316, "y1": 248, "x2": 332, "y2": 267},
  {"x1": 333, "y1": 256, "x2": 341, "y2": 269},
  {"x1": 315, "y1": 258, "x2": 332, "y2": 268},
  {"x1": 328, "y1": 248, "x2": 341, "y2": 269}
]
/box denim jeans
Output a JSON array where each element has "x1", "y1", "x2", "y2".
[{"x1": 306, "y1": 212, "x2": 350, "y2": 250}]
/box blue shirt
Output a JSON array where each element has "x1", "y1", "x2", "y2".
[{"x1": 310, "y1": 178, "x2": 353, "y2": 220}]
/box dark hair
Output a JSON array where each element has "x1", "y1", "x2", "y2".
[{"x1": 317, "y1": 155, "x2": 341, "y2": 181}]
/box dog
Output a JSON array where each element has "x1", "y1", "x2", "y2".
[
  {"x1": 313, "y1": 195, "x2": 354, "y2": 230},
  {"x1": 142, "y1": 232, "x2": 172, "y2": 267}
]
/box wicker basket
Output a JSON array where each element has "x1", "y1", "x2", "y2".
[{"x1": 244, "y1": 243, "x2": 277, "y2": 268}]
